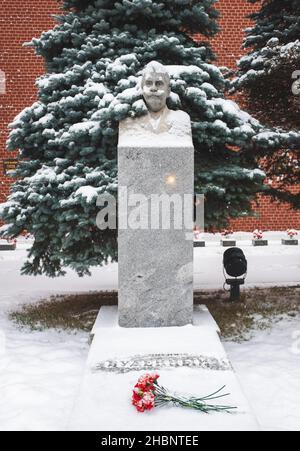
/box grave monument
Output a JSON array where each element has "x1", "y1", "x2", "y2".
[
  {"x1": 68, "y1": 63, "x2": 259, "y2": 431},
  {"x1": 118, "y1": 61, "x2": 194, "y2": 327}
]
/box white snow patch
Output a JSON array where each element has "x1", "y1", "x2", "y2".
[
  {"x1": 74, "y1": 186, "x2": 98, "y2": 203},
  {"x1": 37, "y1": 113, "x2": 55, "y2": 126},
  {"x1": 166, "y1": 65, "x2": 204, "y2": 78},
  {"x1": 69, "y1": 121, "x2": 97, "y2": 134},
  {"x1": 243, "y1": 168, "x2": 266, "y2": 179},
  {"x1": 225, "y1": 318, "x2": 300, "y2": 431},
  {"x1": 84, "y1": 81, "x2": 107, "y2": 97},
  {"x1": 36, "y1": 77, "x2": 50, "y2": 90}
]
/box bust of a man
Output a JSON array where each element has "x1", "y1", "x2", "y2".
[{"x1": 118, "y1": 61, "x2": 193, "y2": 147}]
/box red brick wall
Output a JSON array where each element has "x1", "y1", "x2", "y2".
[
  {"x1": 210, "y1": 0, "x2": 300, "y2": 231},
  {"x1": 229, "y1": 189, "x2": 300, "y2": 231},
  {"x1": 0, "y1": 0, "x2": 299, "y2": 231},
  {"x1": 211, "y1": 0, "x2": 259, "y2": 68},
  {"x1": 0, "y1": 0, "x2": 59, "y2": 203}
]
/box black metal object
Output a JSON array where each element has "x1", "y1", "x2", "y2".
[
  {"x1": 226, "y1": 278, "x2": 245, "y2": 302},
  {"x1": 223, "y1": 247, "x2": 247, "y2": 277},
  {"x1": 223, "y1": 248, "x2": 247, "y2": 301}
]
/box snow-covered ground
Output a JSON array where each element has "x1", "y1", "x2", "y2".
[
  {"x1": 1, "y1": 232, "x2": 300, "y2": 296},
  {"x1": 225, "y1": 320, "x2": 300, "y2": 431},
  {"x1": 194, "y1": 231, "x2": 300, "y2": 289},
  {"x1": 0, "y1": 322, "x2": 88, "y2": 431},
  {"x1": 0, "y1": 233, "x2": 299, "y2": 431}
]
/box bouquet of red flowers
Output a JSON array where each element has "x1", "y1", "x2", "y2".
[
  {"x1": 221, "y1": 229, "x2": 233, "y2": 239},
  {"x1": 6, "y1": 237, "x2": 17, "y2": 245},
  {"x1": 193, "y1": 227, "x2": 201, "y2": 241},
  {"x1": 132, "y1": 373, "x2": 236, "y2": 414},
  {"x1": 253, "y1": 229, "x2": 263, "y2": 240},
  {"x1": 287, "y1": 229, "x2": 298, "y2": 239}
]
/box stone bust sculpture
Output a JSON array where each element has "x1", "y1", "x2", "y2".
[{"x1": 118, "y1": 61, "x2": 193, "y2": 147}]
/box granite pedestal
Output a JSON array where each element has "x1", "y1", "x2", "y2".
[{"x1": 118, "y1": 145, "x2": 194, "y2": 328}]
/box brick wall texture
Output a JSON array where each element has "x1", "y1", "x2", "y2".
[{"x1": 0, "y1": 0, "x2": 299, "y2": 231}]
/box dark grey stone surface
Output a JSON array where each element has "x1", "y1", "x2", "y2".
[
  {"x1": 282, "y1": 239, "x2": 298, "y2": 245},
  {"x1": 221, "y1": 240, "x2": 236, "y2": 247},
  {"x1": 252, "y1": 240, "x2": 268, "y2": 246},
  {"x1": 194, "y1": 241, "x2": 206, "y2": 248},
  {"x1": 0, "y1": 244, "x2": 16, "y2": 251}
]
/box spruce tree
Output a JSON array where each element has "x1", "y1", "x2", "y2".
[
  {"x1": 0, "y1": 0, "x2": 267, "y2": 277},
  {"x1": 232, "y1": 0, "x2": 300, "y2": 201}
]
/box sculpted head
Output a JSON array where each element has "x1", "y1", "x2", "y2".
[{"x1": 141, "y1": 61, "x2": 171, "y2": 113}]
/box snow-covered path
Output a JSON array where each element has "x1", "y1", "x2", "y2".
[
  {"x1": 1, "y1": 231, "x2": 300, "y2": 298},
  {"x1": 194, "y1": 231, "x2": 300, "y2": 289},
  {"x1": 0, "y1": 234, "x2": 299, "y2": 430}
]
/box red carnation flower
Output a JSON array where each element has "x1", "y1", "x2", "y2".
[
  {"x1": 131, "y1": 373, "x2": 236, "y2": 414},
  {"x1": 135, "y1": 373, "x2": 159, "y2": 391}
]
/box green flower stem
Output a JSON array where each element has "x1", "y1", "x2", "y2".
[{"x1": 154, "y1": 383, "x2": 237, "y2": 414}]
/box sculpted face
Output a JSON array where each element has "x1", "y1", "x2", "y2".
[
  {"x1": 119, "y1": 61, "x2": 193, "y2": 147},
  {"x1": 142, "y1": 71, "x2": 171, "y2": 113}
]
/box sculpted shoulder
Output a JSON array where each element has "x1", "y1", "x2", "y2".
[
  {"x1": 166, "y1": 109, "x2": 192, "y2": 138},
  {"x1": 118, "y1": 115, "x2": 145, "y2": 134},
  {"x1": 167, "y1": 109, "x2": 191, "y2": 124},
  {"x1": 169, "y1": 109, "x2": 191, "y2": 120}
]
